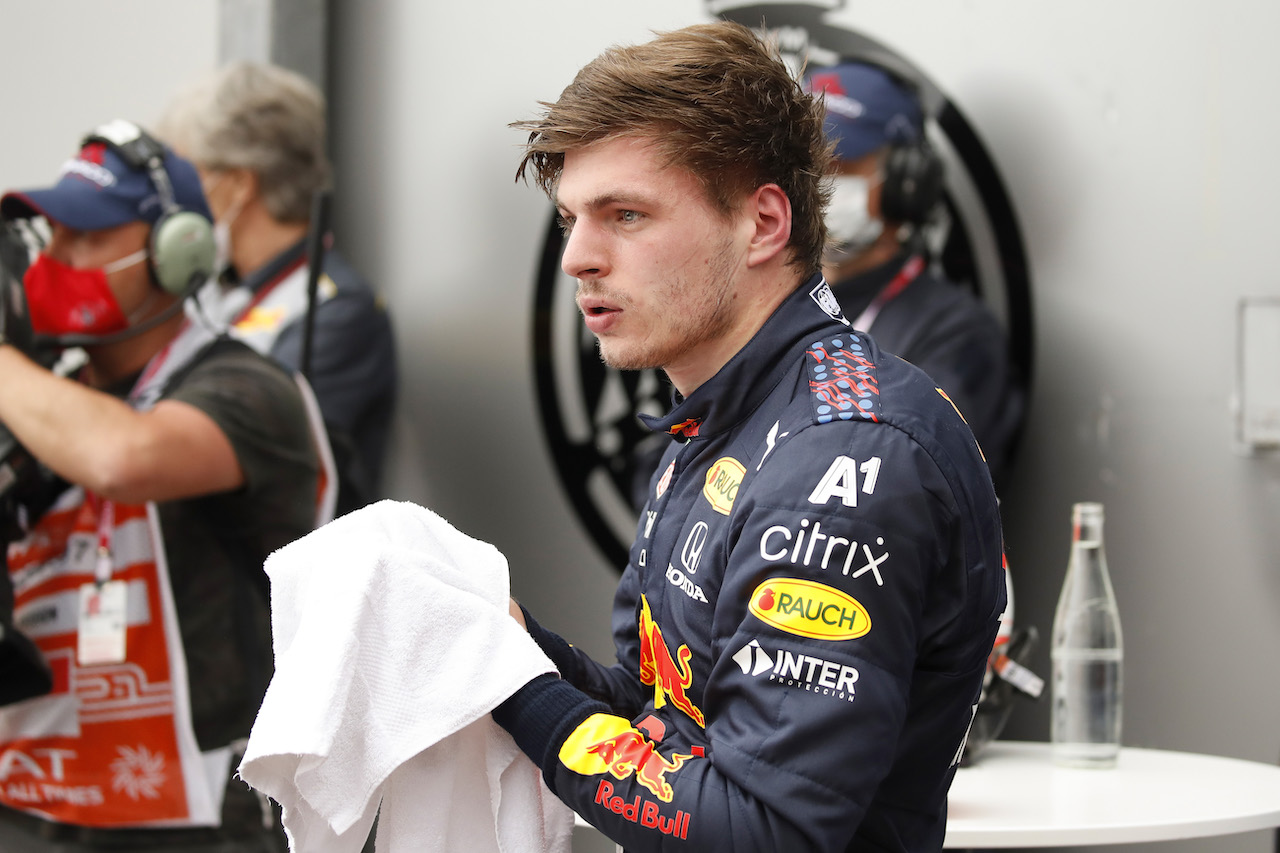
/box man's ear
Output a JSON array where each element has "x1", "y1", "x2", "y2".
[
  {"x1": 744, "y1": 183, "x2": 792, "y2": 268},
  {"x1": 219, "y1": 167, "x2": 260, "y2": 214}
]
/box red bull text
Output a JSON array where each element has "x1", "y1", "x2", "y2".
[{"x1": 594, "y1": 780, "x2": 692, "y2": 840}]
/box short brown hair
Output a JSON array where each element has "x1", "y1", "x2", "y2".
[{"x1": 512, "y1": 21, "x2": 833, "y2": 277}]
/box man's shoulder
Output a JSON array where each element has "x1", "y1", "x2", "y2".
[
  {"x1": 172, "y1": 336, "x2": 300, "y2": 396},
  {"x1": 194, "y1": 335, "x2": 290, "y2": 370},
  {"x1": 787, "y1": 329, "x2": 953, "y2": 429},
  {"x1": 164, "y1": 338, "x2": 314, "y2": 450},
  {"x1": 768, "y1": 328, "x2": 991, "y2": 483},
  {"x1": 320, "y1": 249, "x2": 378, "y2": 298},
  {"x1": 312, "y1": 249, "x2": 394, "y2": 338}
]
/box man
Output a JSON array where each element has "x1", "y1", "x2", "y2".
[
  {"x1": 492, "y1": 21, "x2": 1007, "y2": 852},
  {"x1": 805, "y1": 61, "x2": 1024, "y2": 488},
  {"x1": 156, "y1": 61, "x2": 397, "y2": 516},
  {"x1": 0, "y1": 121, "x2": 319, "y2": 851}
]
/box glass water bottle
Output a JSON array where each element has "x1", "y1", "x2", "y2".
[{"x1": 1050, "y1": 502, "x2": 1123, "y2": 767}]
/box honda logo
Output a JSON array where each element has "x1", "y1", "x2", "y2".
[{"x1": 681, "y1": 522, "x2": 709, "y2": 574}]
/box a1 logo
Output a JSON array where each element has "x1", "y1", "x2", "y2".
[{"x1": 808, "y1": 455, "x2": 882, "y2": 507}]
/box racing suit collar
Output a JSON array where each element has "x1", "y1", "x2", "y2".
[{"x1": 641, "y1": 273, "x2": 841, "y2": 442}]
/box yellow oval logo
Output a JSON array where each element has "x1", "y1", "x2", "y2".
[
  {"x1": 748, "y1": 578, "x2": 871, "y2": 640},
  {"x1": 703, "y1": 457, "x2": 744, "y2": 515}
]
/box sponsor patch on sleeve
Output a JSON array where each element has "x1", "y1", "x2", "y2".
[
  {"x1": 560, "y1": 714, "x2": 697, "y2": 840},
  {"x1": 747, "y1": 578, "x2": 871, "y2": 640},
  {"x1": 560, "y1": 714, "x2": 696, "y2": 803}
]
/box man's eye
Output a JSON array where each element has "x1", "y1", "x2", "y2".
[
  {"x1": 619, "y1": 210, "x2": 641, "y2": 223},
  {"x1": 557, "y1": 215, "x2": 574, "y2": 235}
]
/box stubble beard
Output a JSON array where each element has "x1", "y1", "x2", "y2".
[{"x1": 593, "y1": 236, "x2": 739, "y2": 373}]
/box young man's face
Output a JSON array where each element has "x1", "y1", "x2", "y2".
[{"x1": 556, "y1": 136, "x2": 752, "y2": 393}]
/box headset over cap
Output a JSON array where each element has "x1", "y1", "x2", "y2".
[
  {"x1": 805, "y1": 63, "x2": 943, "y2": 226},
  {"x1": 0, "y1": 120, "x2": 216, "y2": 296}
]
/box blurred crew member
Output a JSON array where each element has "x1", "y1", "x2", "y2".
[
  {"x1": 0, "y1": 121, "x2": 321, "y2": 852},
  {"x1": 158, "y1": 61, "x2": 397, "y2": 515},
  {"x1": 807, "y1": 61, "x2": 1024, "y2": 487}
]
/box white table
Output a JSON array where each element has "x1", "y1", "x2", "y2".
[
  {"x1": 572, "y1": 741, "x2": 1280, "y2": 851},
  {"x1": 946, "y1": 741, "x2": 1280, "y2": 848}
]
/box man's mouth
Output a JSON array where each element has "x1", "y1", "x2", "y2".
[
  {"x1": 579, "y1": 296, "x2": 624, "y2": 333},
  {"x1": 578, "y1": 293, "x2": 621, "y2": 315}
]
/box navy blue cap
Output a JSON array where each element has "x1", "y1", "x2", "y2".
[
  {"x1": 0, "y1": 132, "x2": 211, "y2": 230},
  {"x1": 805, "y1": 63, "x2": 924, "y2": 162}
]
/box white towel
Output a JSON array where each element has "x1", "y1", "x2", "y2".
[{"x1": 238, "y1": 500, "x2": 572, "y2": 853}]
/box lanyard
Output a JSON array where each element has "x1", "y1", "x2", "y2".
[
  {"x1": 850, "y1": 254, "x2": 925, "y2": 332},
  {"x1": 129, "y1": 323, "x2": 183, "y2": 403},
  {"x1": 93, "y1": 497, "x2": 116, "y2": 585},
  {"x1": 89, "y1": 327, "x2": 186, "y2": 585}
]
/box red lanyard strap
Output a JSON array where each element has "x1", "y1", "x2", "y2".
[{"x1": 850, "y1": 254, "x2": 925, "y2": 332}]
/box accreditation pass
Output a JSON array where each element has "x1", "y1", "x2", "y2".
[{"x1": 78, "y1": 580, "x2": 128, "y2": 665}]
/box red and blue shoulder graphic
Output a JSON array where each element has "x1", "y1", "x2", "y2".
[{"x1": 806, "y1": 336, "x2": 881, "y2": 424}]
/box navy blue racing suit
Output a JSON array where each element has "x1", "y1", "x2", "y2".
[{"x1": 495, "y1": 274, "x2": 1007, "y2": 852}]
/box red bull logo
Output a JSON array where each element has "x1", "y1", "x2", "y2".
[
  {"x1": 236, "y1": 305, "x2": 287, "y2": 333},
  {"x1": 587, "y1": 730, "x2": 691, "y2": 802},
  {"x1": 638, "y1": 596, "x2": 705, "y2": 726},
  {"x1": 560, "y1": 714, "x2": 696, "y2": 803},
  {"x1": 668, "y1": 418, "x2": 702, "y2": 439}
]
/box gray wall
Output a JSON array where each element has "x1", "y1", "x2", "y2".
[
  {"x1": 3, "y1": 1, "x2": 1278, "y2": 851},
  {"x1": 0, "y1": 1, "x2": 220, "y2": 184}
]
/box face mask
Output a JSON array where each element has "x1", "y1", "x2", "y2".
[
  {"x1": 204, "y1": 173, "x2": 244, "y2": 278},
  {"x1": 213, "y1": 218, "x2": 233, "y2": 278},
  {"x1": 22, "y1": 248, "x2": 146, "y2": 337},
  {"x1": 825, "y1": 174, "x2": 884, "y2": 264}
]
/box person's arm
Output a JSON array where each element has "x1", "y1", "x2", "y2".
[
  {"x1": 0, "y1": 345, "x2": 242, "y2": 503},
  {"x1": 496, "y1": 425, "x2": 987, "y2": 851},
  {"x1": 513, "y1": 559, "x2": 649, "y2": 717}
]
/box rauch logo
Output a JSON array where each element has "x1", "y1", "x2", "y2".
[
  {"x1": 702, "y1": 457, "x2": 744, "y2": 515},
  {"x1": 748, "y1": 578, "x2": 871, "y2": 640}
]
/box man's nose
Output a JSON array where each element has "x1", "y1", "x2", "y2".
[{"x1": 560, "y1": 222, "x2": 608, "y2": 281}]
